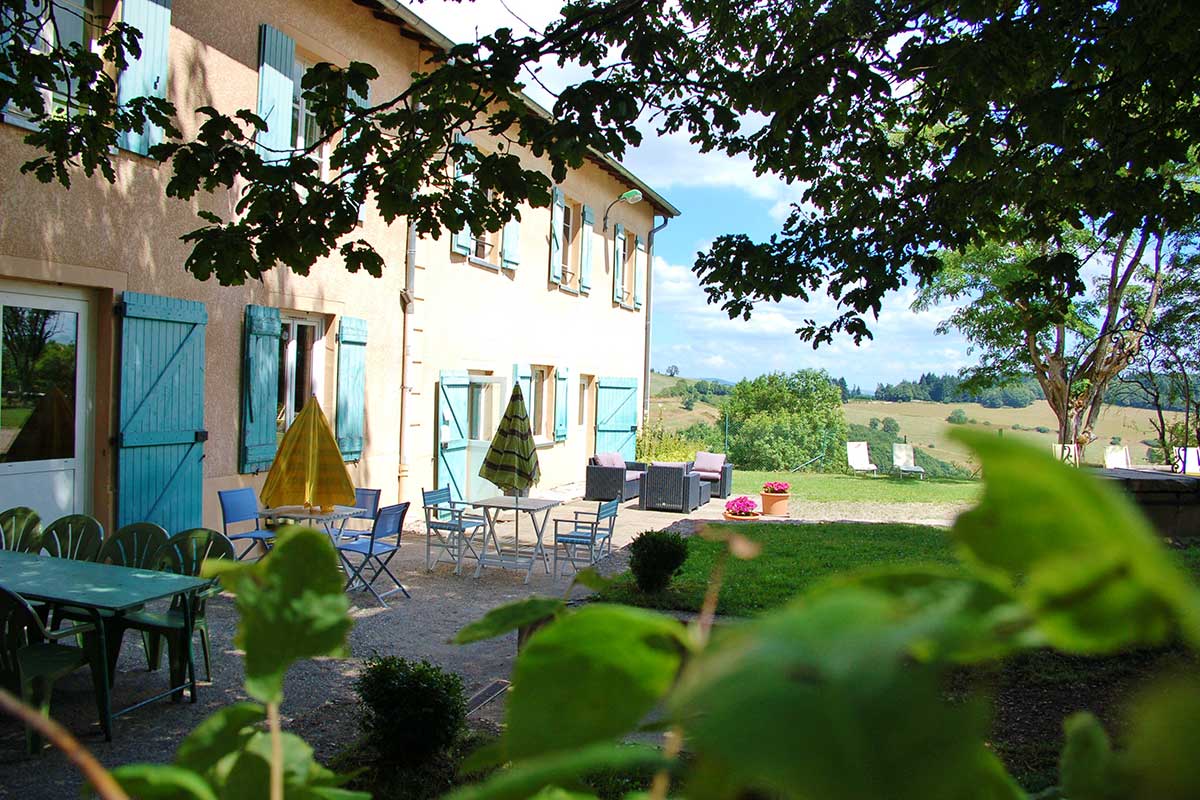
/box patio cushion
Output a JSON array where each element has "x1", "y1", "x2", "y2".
[
  {"x1": 595, "y1": 452, "x2": 625, "y2": 469},
  {"x1": 694, "y1": 451, "x2": 726, "y2": 472},
  {"x1": 693, "y1": 470, "x2": 722, "y2": 481},
  {"x1": 651, "y1": 461, "x2": 687, "y2": 469},
  {"x1": 625, "y1": 470, "x2": 645, "y2": 481}
]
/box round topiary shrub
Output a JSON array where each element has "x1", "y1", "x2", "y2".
[
  {"x1": 629, "y1": 530, "x2": 688, "y2": 594},
  {"x1": 354, "y1": 655, "x2": 466, "y2": 766}
]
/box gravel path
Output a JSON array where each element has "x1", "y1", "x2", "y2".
[{"x1": 0, "y1": 499, "x2": 966, "y2": 795}]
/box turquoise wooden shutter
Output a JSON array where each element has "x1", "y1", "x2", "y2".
[
  {"x1": 634, "y1": 235, "x2": 646, "y2": 309},
  {"x1": 117, "y1": 292, "x2": 207, "y2": 532},
  {"x1": 255, "y1": 24, "x2": 295, "y2": 158},
  {"x1": 549, "y1": 187, "x2": 564, "y2": 284},
  {"x1": 612, "y1": 223, "x2": 625, "y2": 303},
  {"x1": 336, "y1": 317, "x2": 368, "y2": 461},
  {"x1": 239, "y1": 305, "x2": 281, "y2": 473},
  {"x1": 511, "y1": 363, "x2": 533, "y2": 416},
  {"x1": 595, "y1": 377, "x2": 638, "y2": 461},
  {"x1": 115, "y1": 0, "x2": 172, "y2": 155},
  {"x1": 346, "y1": 84, "x2": 369, "y2": 222},
  {"x1": 554, "y1": 367, "x2": 569, "y2": 441},
  {"x1": 438, "y1": 372, "x2": 469, "y2": 502},
  {"x1": 579, "y1": 205, "x2": 594, "y2": 294},
  {"x1": 501, "y1": 214, "x2": 520, "y2": 269},
  {"x1": 452, "y1": 134, "x2": 474, "y2": 255}
]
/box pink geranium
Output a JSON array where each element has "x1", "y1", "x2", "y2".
[
  {"x1": 762, "y1": 481, "x2": 790, "y2": 494},
  {"x1": 725, "y1": 496, "x2": 758, "y2": 516}
]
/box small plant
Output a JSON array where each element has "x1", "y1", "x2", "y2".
[
  {"x1": 1111, "y1": 435, "x2": 1122, "y2": 445},
  {"x1": 1035, "y1": 425, "x2": 1051, "y2": 434},
  {"x1": 946, "y1": 408, "x2": 968, "y2": 424},
  {"x1": 629, "y1": 530, "x2": 689, "y2": 594},
  {"x1": 762, "y1": 481, "x2": 790, "y2": 494},
  {"x1": 355, "y1": 655, "x2": 466, "y2": 766},
  {"x1": 725, "y1": 496, "x2": 758, "y2": 517}
]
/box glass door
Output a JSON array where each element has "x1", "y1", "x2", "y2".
[
  {"x1": 464, "y1": 374, "x2": 507, "y2": 500},
  {"x1": 0, "y1": 287, "x2": 92, "y2": 521}
]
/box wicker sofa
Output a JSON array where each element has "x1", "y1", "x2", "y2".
[
  {"x1": 584, "y1": 453, "x2": 646, "y2": 502},
  {"x1": 638, "y1": 462, "x2": 703, "y2": 513}
]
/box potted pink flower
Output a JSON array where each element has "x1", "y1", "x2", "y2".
[
  {"x1": 760, "y1": 481, "x2": 791, "y2": 516},
  {"x1": 723, "y1": 495, "x2": 761, "y2": 521}
]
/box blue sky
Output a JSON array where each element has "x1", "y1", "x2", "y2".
[{"x1": 406, "y1": 1, "x2": 973, "y2": 390}]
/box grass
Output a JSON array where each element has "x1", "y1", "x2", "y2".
[
  {"x1": 0, "y1": 405, "x2": 32, "y2": 430},
  {"x1": 843, "y1": 399, "x2": 1183, "y2": 469},
  {"x1": 598, "y1": 521, "x2": 958, "y2": 616},
  {"x1": 731, "y1": 469, "x2": 983, "y2": 505}
]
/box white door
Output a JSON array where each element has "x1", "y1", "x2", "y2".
[{"x1": 0, "y1": 285, "x2": 92, "y2": 522}]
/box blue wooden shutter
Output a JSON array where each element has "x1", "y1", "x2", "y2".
[
  {"x1": 438, "y1": 371, "x2": 470, "y2": 502},
  {"x1": 554, "y1": 367, "x2": 569, "y2": 441},
  {"x1": 511, "y1": 363, "x2": 533, "y2": 417},
  {"x1": 549, "y1": 187, "x2": 564, "y2": 284},
  {"x1": 612, "y1": 224, "x2": 625, "y2": 303},
  {"x1": 117, "y1": 292, "x2": 207, "y2": 533},
  {"x1": 345, "y1": 84, "x2": 369, "y2": 221},
  {"x1": 239, "y1": 305, "x2": 280, "y2": 473},
  {"x1": 501, "y1": 213, "x2": 520, "y2": 269},
  {"x1": 634, "y1": 235, "x2": 646, "y2": 309},
  {"x1": 336, "y1": 316, "x2": 368, "y2": 461},
  {"x1": 594, "y1": 377, "x2": 638, "y2": 461},
  {"x1": 579, "y1": 205, "x2": 594, "y2": 294},
  {"x1": 255, "y1": 24, "x2": 295, "y2": 158},
  {"x1": 452, "y1": 134, "x2": 474, "y2": 255},
  {"x1": 115, "y1": 0, "x2": 172, "y2": 155}
]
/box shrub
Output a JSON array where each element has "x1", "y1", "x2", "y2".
[
  {"x1": 682, "y1": 394, "x2": 696, "y2": 410},
  {"x1": 946, "y1": 408, "x2": 968, "y2": 424},
  {"x1": 1111, "y1": 435, "x2": 1122, "y2": 445},
  {"x1": 354, "y1": 655, "x2": 466, "y2": 766},
  {"x1": 983, "y1": 420, "x2": 992, "y2": 426},
  {"x1": 881, "y1": 417, "x2": 901, "y2": 435},
  {"x1": 728, "y1": 410, "x2": 848, "y2": 472},
  {"x1": 1011, "y1": 424, "x2": 1022, "y2": 430},
  {"x1": 927, "y1": 443, "x2": 935, "y2": 448},
  {"x1": 869, "y1": 417, "x2": 880, "y2": 430},
  {"x1": 629, "y1": 530, "x2": 688, "y2": 594},
  {"x1": 969, "y1": 418, "x2": 977, "y2": 424},
  {"x1": 1035, "y1": 425, "x2": 1051, "y2": 434},
  {"x1": 636, "y1": 419, "x2": 704, "y2": 462}
]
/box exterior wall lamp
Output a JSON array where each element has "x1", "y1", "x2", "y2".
[{"x1": 602, "y1": 189, "x2": 643, "y2": 231}]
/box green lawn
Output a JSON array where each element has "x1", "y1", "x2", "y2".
[
  {"x1": 598, "y1": 521, "x2": 958, "y2": 616},
  {"x1": 731, "y1": 469, "x2": 983, "y2": 505},
  {"x1": 1, "y1": 405, "x2": 33, "y2": 429}
]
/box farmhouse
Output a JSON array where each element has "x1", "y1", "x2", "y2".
[{"x1": 0, "y1": 0, "x2": 678, "y2": 532}]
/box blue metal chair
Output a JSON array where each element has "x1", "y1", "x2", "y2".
[
  {"x1": 421, "y1": 487, "x2": 485, "y2": 573},
  {"x1": 343, "y1": 487, "x2": 382, "y2": 536},
  {"x1": 552, "y1": 499, "x2": 619, "y2": 579},
  {"x1": 218, "y1": 487, "x2": 274, "y2": 560},
  {"x1": 337, "y1": 503, "x2": 410, "y2": 607}
]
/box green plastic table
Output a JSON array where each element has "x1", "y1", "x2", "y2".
[{"x1": 0, "y1": 549, "x2": 213, "y2": 739}]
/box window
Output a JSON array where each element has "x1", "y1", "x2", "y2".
[
  {"x1": 291, "y1": 57, "x2": 330, "y2": 175},
  {"x1": 577, "y1": 375, "x2": 590, "y2": 426},
  {"x1": 472, "y1": 192, "x2": 501, "y2": 264},
  {"x1": 530, "y1": 366, "x2": 549, "y2": 436},
  {"x1": 5, "y1": 0, "x2": 113, "y2": 124},
  {"x1": 276, "y1": 317, "x2": 325, "y2": 438},
  {"x1": 0, "y1": 305, "x2": 78, "y2": 462},
  {"x1": 560, "y1": 202, "x2": 575, "y2": 282}
]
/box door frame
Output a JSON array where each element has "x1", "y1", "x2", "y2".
[{"x1": 0, "y1": 280, "x2": 95, "y2": 516}]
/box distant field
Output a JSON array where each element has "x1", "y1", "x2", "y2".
[
  {"x1": 646, "y1": 396, "x2": 722, "y2": 431},
  {"x1": 844, "y1": 399, "x2": 1181, "y2": 468}
]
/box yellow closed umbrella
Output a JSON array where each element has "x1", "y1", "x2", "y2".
[{"x1": 261, "y1": 396, "x2": 355, "y2": 511}]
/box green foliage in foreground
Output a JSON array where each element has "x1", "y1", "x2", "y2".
[
  {"x1": 454, "y1": 431, "x2": 1200, "y2": 800},
  {"x1": 600, "y1": 522, "x2": 957, "y2": 616}
]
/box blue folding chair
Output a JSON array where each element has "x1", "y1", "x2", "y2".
[
  {"x1": 337, "y1": 503, "x2": 410, "y2": 607},
  {"x1": 552, "y1": 499, "x2": 619, "y2": 579},
  {"x1": 421, "y1": 487, "x2": 486, "y2": 573},
  {"x1": 343, "y1": 488, "x2": 382, "y2": 536},
  {"x1": 218, "y1": 488, "x2": 275, "y2": 560}
]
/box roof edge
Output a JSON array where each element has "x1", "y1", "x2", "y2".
[{"x1": 372, "y1": 0, "x2": 680, "y2": 218}]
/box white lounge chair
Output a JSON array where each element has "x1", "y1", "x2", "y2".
[
  {"x1": 892, "y1": 443, "x2": 925, "y2": 479},
  {"x1": 1103, "y1": 445, "x2": 1131, "y2": 470},
  {"x1": 1052, "y1": 443, "x2": 1079, "y2": 466},
  {"x1": 1174, "y1": 447, "x2": 1200, "y2": 475},
  {"x1": 847, "y1": 442, "x2": 877, "y2": 476}
]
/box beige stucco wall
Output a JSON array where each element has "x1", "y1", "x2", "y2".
[{"x1": 0, "y1": 0, "x2": 660, "y2": 531}]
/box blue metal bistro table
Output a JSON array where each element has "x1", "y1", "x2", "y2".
[{"x1": 0, "y1": 550, "x2": 213, "y2": 739}]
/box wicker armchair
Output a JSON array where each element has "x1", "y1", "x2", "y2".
[
  {"x1": 584, "y1": 455, "x2": 646, "y2": 502},
  {"x1": 691, "y1": 451, "x2": 734, "y2": 498},
  {"x1": 638, "y1": 463, "x2": 702, "y2": 513}
]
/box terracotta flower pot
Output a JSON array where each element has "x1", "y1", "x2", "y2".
[
  {"x1": 760, "y1": 492, "x2": 790, "y2": 516},
  {"x1": 723, "y1": 511, "x2": 762, "y2": 522}
]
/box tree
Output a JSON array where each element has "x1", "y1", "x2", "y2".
[
  {"x1": 1, "y1": 307, "x2": 60, "y2": 400},
  {"x1": 914, "y1": 224, "x2": 1184, "y2": 448},
  {"x1": 3, "y1": 0, "x2": 1199, "y2": 334},
  {"x1": 726, "y1": 370, "x2": 843, "y2": 424},
  {"x1": 665, "y1": 365, "x2": 680, "y2": 378},
  {"x1": 881, "y1": 417, "x2": 900, "y2": 436},
  {"x1": 947, "y1": 409, "x2": 968, "y2": 425}
]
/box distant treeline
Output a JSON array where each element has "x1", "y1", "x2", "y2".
[{"x1": 844, "y1": 371, "x2": 1190, "y2": 411}]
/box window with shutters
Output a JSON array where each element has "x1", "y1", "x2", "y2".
[
  {"x1": 616, "y1": 229, "x2": 644, "y2": 310},
  {"x1": 276, "y1": 315, "x2": 326, "y2": 439},
  {"x1": 560, "y1": 197, "x2": 585, "y2": 291},
  {"x1": 291, "y1": 55, "x2": 330, "y2": 177},
  {"x1": 529, "y1": 365, "x2": 549, "y2": 438},
  {"x1": 3, "y1": 0, "x2": 115, "y2": 127},
  {"x1": 471, "y1": 191, "x2": 502, "y2": 266}
]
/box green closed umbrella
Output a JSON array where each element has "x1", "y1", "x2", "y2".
[{"x1": 479, "y1": 384, "x2": 541, "y2": 533}]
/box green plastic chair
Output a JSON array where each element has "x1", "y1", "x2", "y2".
[
  {"x1": 0, "y1": 585, "x2": 108, "y2": 753},
  {"x1": 0, "y1": 507, "x2": 43, "y2": 553},
  {"x1": 97, "y1": 522, "x2": 169, "y2": 569},
  {"x1": 41, "y1": 514, "x2": 104, "y2": 561},
  {"x1": 124, "y1": 528, "x2": 235, "y2": 690}
]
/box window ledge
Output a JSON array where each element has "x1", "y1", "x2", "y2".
[
  {"x1": 467, "y1": 256, "x2": 502, "y2": 272},
  {"x1": 557, "y1": 283, "x2": 580, "y2": 296},
  {"x1": 533, "y1": 436, "x2": 556, "y2": 449}
]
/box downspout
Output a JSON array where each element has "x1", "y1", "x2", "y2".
[
  {"x1": 643, "y1": 214, "x2": 670, "y2": 421},
  {"x1": 399, "y1": 220, "x2": 417, "y2": 498}
]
